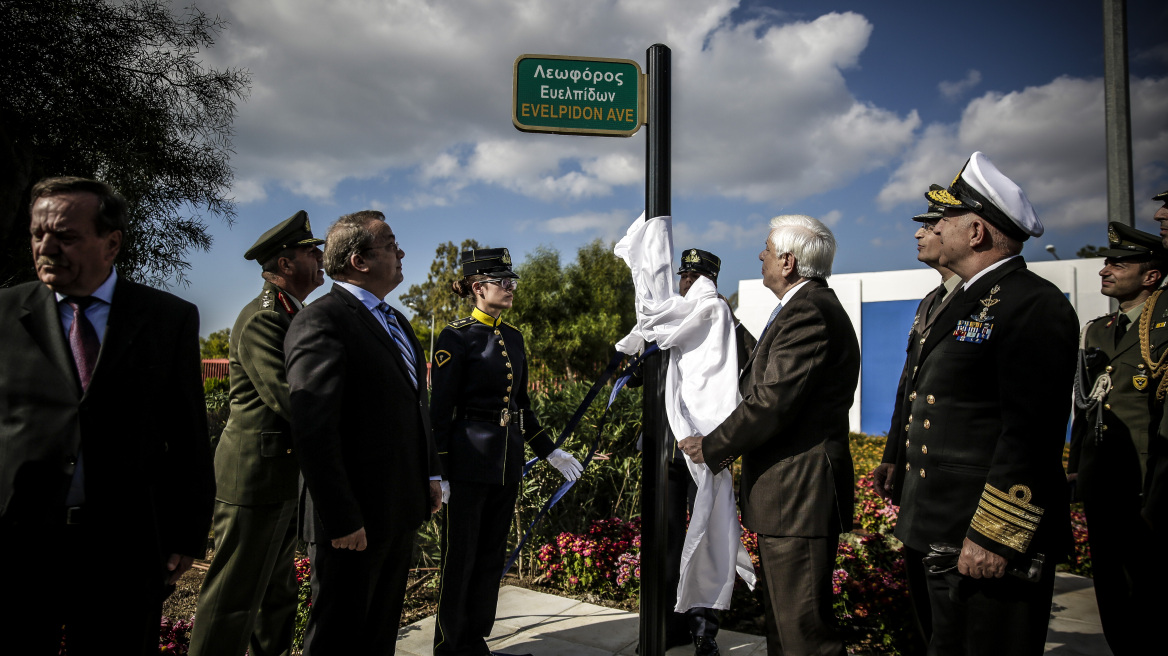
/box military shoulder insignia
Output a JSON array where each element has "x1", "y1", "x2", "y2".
[
  {"x1": 448, "y1": 317, "x2": 476, "y2": 329},
  {"x1": 434, "y1": 350, "x2": 452, "y2": 367},
  {"x1": 276, "y1": 291, "x2": 295, "y2": 314},
  {"x1": 261, "y1": 290, "x2": 272, "y2": 309},
  {"x1": 502, "y1": 321, "x2": 521, "y2": 332}
]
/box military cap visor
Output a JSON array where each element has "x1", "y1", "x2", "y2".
[
  {"x1": 912, "y1": 186, "x2": 945, "y2": 222},
  {"x1": 1154, "y1": 190, "x2": 1168, "y2": 202},
  {"x1": 461, "y1": 247, "x2": 519, "y2": 278},
  {"x1": 244, "y1": 210, "x2": 324, "y2": 263},
  {"x1": 677, "y1": 248, "x2": 721, "y2": 279},
  {"x1": 1097, "y1": 221, "x2": 1168, "y2": 260}
]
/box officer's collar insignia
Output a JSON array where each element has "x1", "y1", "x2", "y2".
[
  {"x1": 502, "y1": 249, "x2": 512, "y2": 266},
  {"x1": 973, "y1": 285, "x2": 1001, "y2": 322},
  {"x1": 277, "y1": 291, "x2": 295, "y2": 314},
  {"x1": 683, "y1": 249, "x2": 701, "y2": 264},
  {"x1": 434, "y1": 349, "x2": 452, "y2": 368},
  {"x1": 1134, "y1": 374, "x2": 1149, "y2": 391}
]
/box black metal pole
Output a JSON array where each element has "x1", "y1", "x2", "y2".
[{"x1": 639, "y1": 42, "x2": 671, "y2": 656}]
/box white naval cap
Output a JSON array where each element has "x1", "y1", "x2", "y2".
[{"x1": 926, "y1": 151, "x2": 1043, "y2": 241}]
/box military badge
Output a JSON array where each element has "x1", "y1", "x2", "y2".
[
  {"x1": 954, "y1": 319, "x2": 993, "y2": 343},
  {"x1": 1107, "y1": 226, "x2": 1119, "y2": 245},
  {"x1": 434, "y1": 350, "x2": 452, "y2": 367},
  {"x1": 683, "y1": 249, "x2": 701, "y2": 264},
  {"x1": 1157, "y1": 322, "x2": 1166, "y2": 330},
  {"x1": 502, "y1": 249, "x2": 512, "y2": 266},
  {"x1": 974, "y1": 285, "x2": 1001, "y2": 322},
  {"x1": 1134, "y1": 374, "x2": 1149, "y2": 391}
]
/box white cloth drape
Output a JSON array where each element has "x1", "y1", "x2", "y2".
[{"x1": 614, "y1": 213, "x2": 756, "y2": 612}]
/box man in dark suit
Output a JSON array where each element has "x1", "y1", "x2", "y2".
[
  {"x1": 190, "y1": 211, "x2": 324, "y2": 656},
  {"x1": 869, "y1": 198, "x2": 960, "y2": 649},
  {"x1": 1068, "y1": 222, "x2": 1166, "y2": 656},
  {"x1": 895, "y1": 152, "x2": 1078, "y2": 655},
  {"x1": 679, "y1": 215, "x2": 860, "y2": 656},
  {"x1": 0, "y1": 176, "x2": 213, "y2": 654},
  {"x1": 285, "y1": 209, "x2": 443, "y2": 655}
]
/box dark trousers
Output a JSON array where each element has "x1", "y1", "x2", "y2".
[
  {"x1": 303, "y1": 527, "x2": 416, "y2": 656},
  {"x1": 1084, "y1": 496, "x2": 1157, "y2": 655},
  {"x1": 904, "y1": 546, "x2": 932, "y2": 651},
  {"x1": 925, "y1": 560, "x2": 1056, "y2": 656},
  {"x1": 190, "y1": 499, "x2": 299, "y2": 656},
  {"x1": 754, "y1": 534, "x2": 845, "y2": 656},
  {"x1": 0, "y1": 517, "x2": 163, "y2": 655},
  {"x1": 665, "y1": 454, "x2": 720, "y2": 644},
  {"x1": 434, "y1": 478, "x2": 520, "y2": 656}
]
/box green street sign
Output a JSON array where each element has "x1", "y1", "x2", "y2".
[{"x1": 513, "y1": 54, "x2": 643, "y2": 137}]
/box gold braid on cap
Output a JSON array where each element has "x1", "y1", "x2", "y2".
[{"x1": 1138, "y1": 289, "x2": 1168, "y2": 401}]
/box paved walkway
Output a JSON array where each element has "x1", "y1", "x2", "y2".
[{"x1": 396, "y1": 573, "x2": 1109, "y2": 655}]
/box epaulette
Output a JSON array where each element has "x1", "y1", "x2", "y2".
[
  {"x1": 448, "y1": 316, "x2": 476, "y2": 329},
  {"x1": 502, "y1": 321, "x2": 520, "y2": 331}
]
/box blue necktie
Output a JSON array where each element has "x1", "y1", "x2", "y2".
[
  {"x1": 378, "y1": 302, "x2": 418, "y2": 388},
  {"x1": 762, "y1": 301, "x2": 783, "y2": 336}
]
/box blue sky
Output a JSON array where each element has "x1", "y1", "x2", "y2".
[{"x1": 175, "y1": 0, "x2": 1168, "y2": 335}]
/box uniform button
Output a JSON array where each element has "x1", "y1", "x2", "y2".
[
  {"x1": 920, "y1": 469, "x2": 926, "y2": 478},
  {"x1": 1106, "y1": 366, "x2": 1113, "y2": 373},
  {"x1": 286, "y1": 449, "x2": 293, "y2": 454},
  {"x1": 919, "y1": 338, "x2": 926, "y2": 345},
  {"x1": 494, "y1": 330, "x2": 501, "y2": 336},
  {"x1": 1104, "y1": 403, "x2": 1111, "y2": 411},
  {"x1": 502, "y1": 351, "x2": 508, "y2": 357},
  {"x1": 66, "y1": 457, "x2": 76, "y2": 466},
  {"x1": 505, "y1": 362, "x2": 512, "y2": 368},
  {"x1": 909, "y1": 391, "x2": 917, "y2": 401},
  {"x1": 507, "y1": 386, "x2": 512, "y2": 392},
  {"x1": 923, "y1": 419, "x2": 931, "y2": 429},
  {"x1": 908, "y1": 414, "x2": 913, "y2": 423},
  {"x1": 927, "y1": 395, "x2": 936, "y2": 404},
  {"x1": 503, "y1": 396, "x2": 509, "y2": 403},
  {"x1": 507, "y1": 374, "x2": 513, "y2": 380},
  {"x1": 1101, "y1": 425, "x2": 1108, "y2": 431},
  {"x1": 905, "y1": 463, "x2": 911, "y2": 471},
  {"x1": 921, "y1": 445, "x2": 928, "y2": 454},
  {"x1": 904, "y1": 424, "x2": 910, "y2": 432},
  {"x1": 498, "y1": 340, "x2": 504, "y2": 345},
  {"x1": 905, "y1": 439, "x2": 910, "y2": 447},
  {"x1": 1138, "y1": 363, "x2": 1146, "y2": 370}
]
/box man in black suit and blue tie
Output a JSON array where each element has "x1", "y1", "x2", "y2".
[{"x1": 285, "y1": 209, "x2": 443, "y2": 655}]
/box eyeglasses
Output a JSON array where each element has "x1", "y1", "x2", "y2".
[
  {"x1": 482, "y1": 278, "x2": 518, "y2": 291},
  {"x1": 362, "y1": 240, "x2": 400, "y2": 254}
]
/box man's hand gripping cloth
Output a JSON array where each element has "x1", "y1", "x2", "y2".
[{"x1": 614, "y1": 213, "x2": 757, "y2": 612}]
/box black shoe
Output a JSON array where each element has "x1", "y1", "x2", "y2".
[{"x1": 693, "y1": 636, "x2": 720, "y2": 656}]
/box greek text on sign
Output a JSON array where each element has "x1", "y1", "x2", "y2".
[{"x1": 513, "y1": 54, "x2": 643, "y2": 137}]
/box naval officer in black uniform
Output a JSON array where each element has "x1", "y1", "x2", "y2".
[
  {"x1": 894, "y1": 152, "x2": 1078, "y2": 656},
  {"x1": 1068, "y1": 222, "x2": 1166, "y2": 655},
  {"x1": 431, "y1": 248, "x2": 583, "y2": 656}
]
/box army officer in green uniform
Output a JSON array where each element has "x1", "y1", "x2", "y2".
[
  {"x1": 190, "y1": 211, "x2": 324, "y2": 656},
  {"x1": 1068, "y1": 222, "x2": 1166, "y2": 655},
  {"x1": 1146, "y1": 189, "x2": 1168, "y2": 547},
  {"x1": 431, "y1": 248, "x2": 583, "y2": 656}
]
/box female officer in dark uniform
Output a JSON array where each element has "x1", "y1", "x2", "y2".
[{"x1": 431, "y1": 248, "x2": 582, "y2": 656}]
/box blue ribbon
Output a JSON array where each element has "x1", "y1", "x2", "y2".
[{"x1": 501, "y1": 344, "x2": 660, "y2": 579}]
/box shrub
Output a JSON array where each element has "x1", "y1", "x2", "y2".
[
  {"x1": 293, "y1": 556, "x2": 312, "y2": 651},
  {"x1": 536, "y1": 517, "x2": 641, "y2": 598},
  {"x1": 159, "y1": 616, "x2": 194, "y2": 654}
]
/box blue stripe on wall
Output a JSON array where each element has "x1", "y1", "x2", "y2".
[{"x1": 860, "y1": 299, "x2": 919, "y2": 436}]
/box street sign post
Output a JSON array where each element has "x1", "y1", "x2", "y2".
[{"x1": 512, "y1": 54, "x2": 643, "y2": 137}]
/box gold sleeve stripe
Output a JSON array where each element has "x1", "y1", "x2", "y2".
[
  {"x1": 970, "y1": 512, "x2": 1033, "y2": 553},
  {"x1": 977, "y1": 499, "x2": 1038, "y2": 531},
  {"x1": 984, "y1": 483, "x2": 1044, "y2": 515},
  {"x1": 980, "y1": 491, "x2": 1043, "y2": 524}
]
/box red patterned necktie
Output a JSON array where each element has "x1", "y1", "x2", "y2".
[{"x1": 64, "y1": 296, "x2": 100, "y2": 389}]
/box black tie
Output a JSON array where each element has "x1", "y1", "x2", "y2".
[
  {"x1": 925, "y1": 283, "x2": 948, "y2": 322},
  {"x1": 1115, "y1": 314, "x2": 1130, "y2": 348}
]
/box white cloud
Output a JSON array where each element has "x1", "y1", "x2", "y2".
[
  {"x1": 539, "y1": 209, "x2": 635, "y2": 240},
  {"x1": 938, "y1": 69, "x2": 982, "y2": 101},
  {"x1": 878, "y1": 75, "x2": 1168, "y2": 228},
  {"x1": 198, "y1": 1, "x2": 918, "y2": 208},
  {"x1": 820, "y1": 209, "x2": 843, "y2": 227},
  {"x1": 673, "y1": 219, "x2": 764, "y2": 250}
]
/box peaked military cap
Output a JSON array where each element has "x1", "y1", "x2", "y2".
[
  {"x1": 1097, "y1": 222, "x2": 1168, "y2": 260},
  {"x1": 912, "y1": 185, "x2": 945, "y2": 222},
  {"x1": 1153, "y1": 190, "x2": 1168, "y2": 202},
  {"x1": 461, "y1": 247, "x2": 519, "y2": 278},
  {"x1": 244, "y1": 210, "x2": 324, "y2": 263},
  {"x1": 677, "y1": 248, "x2": 721, "y2": 280},
  {"x1": 926, "y1": 151, "x2": 1043, "y2": 241}
]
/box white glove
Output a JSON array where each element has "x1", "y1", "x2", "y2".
[
  {"x1": 440, "y1": 480, "x2": 450, "y2": 504},
  {"x1": 547, "y1": 448, "x2": 583, "y2": 481}
]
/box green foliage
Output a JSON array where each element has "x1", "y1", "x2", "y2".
[
  {"x1": 199, "y1": 328, "x2": 230, "y2": 359},
  {"x1": 293, "y1": 556, "x2": 311, "y2": 651},
  {"x1": 1077, "y1": 245, "x2": 1104, "y2": 258},
  {"x1": 401, "y1": 239, "x2": 489, "y2": 344},
  {"x1": 508, "y1": 240, "x2": 636, "y2": 377},
  {"x1": 0, "y1": 0, "x2": 250, "y2": 288},
  {"x1": 203, "y1": 376, "x2": 229, "y2": 439}
]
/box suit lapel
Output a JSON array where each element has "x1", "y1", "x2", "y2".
[
  {"x1": 741, "y1": 280, "x2": 823, "y2": 383},
  {"x1": 918, "y1": 257, "x2": 1026, "y2": 365},
  {"x1": 919, "y1": 282, "x2": 958, "y2": 338},
  {"x1": 18, "y1": 283, "x2": 78, "y2": 391},
  {"x1": 332, "y1": 285, "x2": 417, "y2": 391},
  {"x1": 86, "y1": 278, "x2": 149, "y2": 401}
]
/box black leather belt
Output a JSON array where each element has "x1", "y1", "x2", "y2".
[
  {"x1": 65, "y1": 506, "x2": 85, "y2": 525},
  {"x1": 459, "y1": 407, "x2": 518, "y2": 426}
]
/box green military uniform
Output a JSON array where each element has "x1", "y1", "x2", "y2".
[
  {"x1": 1144, "y1": 189, "x2": 1168, "y2": 541},
  {"x1": 1073, "y1": 220, "x2": 1168, "y2": 655},
  {"x1": 190, "y1": 212, "x2": 323, "y2": 656}
]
